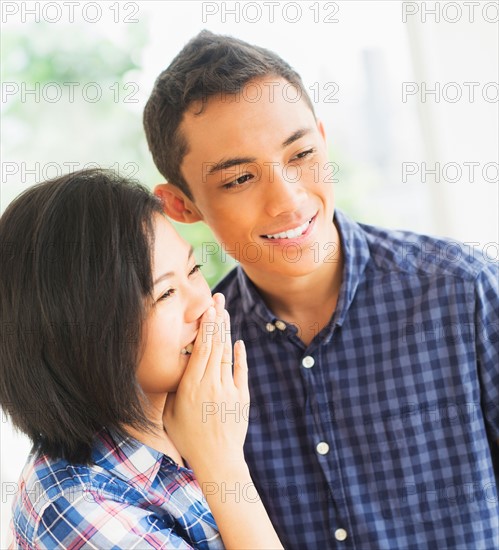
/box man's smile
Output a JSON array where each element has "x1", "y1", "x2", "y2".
[{"x1": 261, "y1": 213, "x2": 318, "y2": 241}]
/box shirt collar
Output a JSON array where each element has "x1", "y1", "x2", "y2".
[
  {"x1": 92, "y1": 429, "x2": 166, "y2": 492},
  {"x1": 329, "y1": 208, "x2": 371, "y2": 328},
  {"x1": 236, "y1": 209, "x2": 371, "y2": 342},
  {"x1": 236, "y1": 266, "x2": 277, "y2": 324}
]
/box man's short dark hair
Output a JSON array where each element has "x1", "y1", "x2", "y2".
[
  {"x1": 143, "y1": 30, "x2": 315, "y2": 200},
  {"x1": 0, "y1": 169, "x2": 163, "y2": 464}
]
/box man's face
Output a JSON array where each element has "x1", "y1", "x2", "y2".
[{"x1": 179, "y1": 77, "x2": 337, "y2": 278}]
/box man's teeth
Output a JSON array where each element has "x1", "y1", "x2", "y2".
[
  {"x1": 265, "y1": 219, "x2": 311, "y2": 240},
  {"x1": 180, "y1": 343, "x2": 194, "y2": 355}
]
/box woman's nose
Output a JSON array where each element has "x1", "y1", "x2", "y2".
[{"x1": 185, "y1": 276, "x2": 213, "y2": 324}]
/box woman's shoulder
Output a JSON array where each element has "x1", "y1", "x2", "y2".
[
  {"x1": 17, "y1": 450, "x2": 99, "y2": 505},
  {"x1": 11, "y1": 431, "x2": 157, "y2": 523},
  {"x1": 10, "y1": 449, "x2": 103, "y2": 547},
  {"x1": 10, "y1": 432, "x2": 223, "y2": 549}
]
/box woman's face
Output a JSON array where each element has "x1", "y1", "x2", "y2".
[{"x1": 136, "y1": 214, "x2": 213, "y2": 396}]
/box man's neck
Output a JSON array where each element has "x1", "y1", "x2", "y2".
[{"x1": 243, "y1": 227, "x2": 344, "y2": 346}]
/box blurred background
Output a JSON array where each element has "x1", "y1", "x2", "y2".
[{"x1": 1, "y1": 1, "x2": 498, "y2": 543}]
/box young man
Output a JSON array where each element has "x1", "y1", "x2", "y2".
[{"x1": 144, "y1": 31, "x2": 498, "y2": 549}]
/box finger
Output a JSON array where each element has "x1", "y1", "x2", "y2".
[
  {"x1": 184, "y1": 306, "x2": 216, "y2": 382},
  {"x1": 233, "y1": 340, "x2": 249, "y2": 395},
  {"x1": 163, "y1": 391, "x2": 176, "y2": 426},
  {"x1": 220, "y1": 309, "x2": 233, "y2": 384},
  {"x1": 204, "y1": 293, "x2": 225, "y2": 381}
]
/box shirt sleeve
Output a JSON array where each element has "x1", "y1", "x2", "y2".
[
  {"x1": 475, "y1": 261, "x2": 499, "y2": 441},
  {"x1": 33, "y1": 493, "x2": 201, "y2": 550}
]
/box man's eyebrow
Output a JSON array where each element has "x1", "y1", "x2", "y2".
[
  {"x1": 282, "y1": 128, "x2": 311, "y2": 148},
  {"x1": 206, "y1": 156, "x2": 257, "y2": 176},
  {"x1": 206, "y1": 128, "x2": 312, "y2": 177},
  {"x1": 153, "y1": 246, "x2": 194, "y2": 286}
]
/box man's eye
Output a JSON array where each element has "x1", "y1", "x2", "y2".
[
  {"x1": 293, "y1": 148, "x2": 315, "y2": 161},
  {"x1": 222, "y1": 174, "x2": 252, "y2": 190},
  {"x1": 189, "y1": 264, "x2": 203, "y2": 276}
]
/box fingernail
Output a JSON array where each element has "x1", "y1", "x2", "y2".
[{"x1": 214, "y1": 293, "x2": 225, "y2": 305}]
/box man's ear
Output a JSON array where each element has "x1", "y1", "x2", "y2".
[
  {"x1": 316, "y1": 118, "x2": 327, "y2": 143},
  {"x1": 153, "y1": 183, "x2": 203, "y2": 224}
]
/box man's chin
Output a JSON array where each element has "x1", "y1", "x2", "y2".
[{"x1": 242, "y1": 256, "x2": 332, "y2": 280}]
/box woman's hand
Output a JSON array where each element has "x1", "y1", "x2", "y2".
[
  {"x1": 163, "y1": 293, "x2": 249, "y2": 472},
  {"x1": 163, "y1": 293, "x2": 283, "y2": 549}
]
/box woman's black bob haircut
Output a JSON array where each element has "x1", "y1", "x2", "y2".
[{"x1": 0, "y1": 169, "x2": 164, "y2": 464}]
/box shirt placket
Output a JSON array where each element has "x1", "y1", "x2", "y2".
[{"x1": 299, "y1": 334, "x2": 355, "y2": 547}]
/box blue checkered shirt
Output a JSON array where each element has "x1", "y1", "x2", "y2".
[
  {"x1": 10, "y1": 430, "x2": 223, "y2": 549},
  {"x1": 214, "y1": 209, "x2": 499, "y2": 549}
]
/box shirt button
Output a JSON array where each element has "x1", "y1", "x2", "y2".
[
  {"x1": 316, "y1": 441, "x2": 329, "y2": 455},
  {"x1": 275, "y1": 320, "x2": 286, "y2": 330},
  {"x1": 265, "y1": 323, "x2": 276, "y2": 332},
  {"x1": 301, "y1": 355, "x2": 315, "y2": 369},
  {"x1": 334, "y1": 528, "x2": 348, "y2": 541}
]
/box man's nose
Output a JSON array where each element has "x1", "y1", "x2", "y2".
[{"x1": 264, "y1": 165, "x2": 306, "y2": 218}]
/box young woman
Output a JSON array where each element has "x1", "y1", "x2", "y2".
[{"x1": 0, "y1": 169, "x2": 283, "y2": 549}]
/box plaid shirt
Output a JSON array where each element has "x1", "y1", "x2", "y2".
[
  {"x1": 214, "y1": 209, "x2": 499, "y2": 550},
  {"x1": 10, "y1": 430, "x2": 223, "y2": 549}
]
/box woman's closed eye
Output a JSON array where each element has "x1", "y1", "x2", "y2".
[
  {"x1": 189, "y1": 264, "x2": 203, "y2": 276},
  {"x1": 157, "y1": 265, "x2": 203, "y2": 303},
  {"x1": 158, "y1": 288, "x2": 176, "y2": 302}
]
